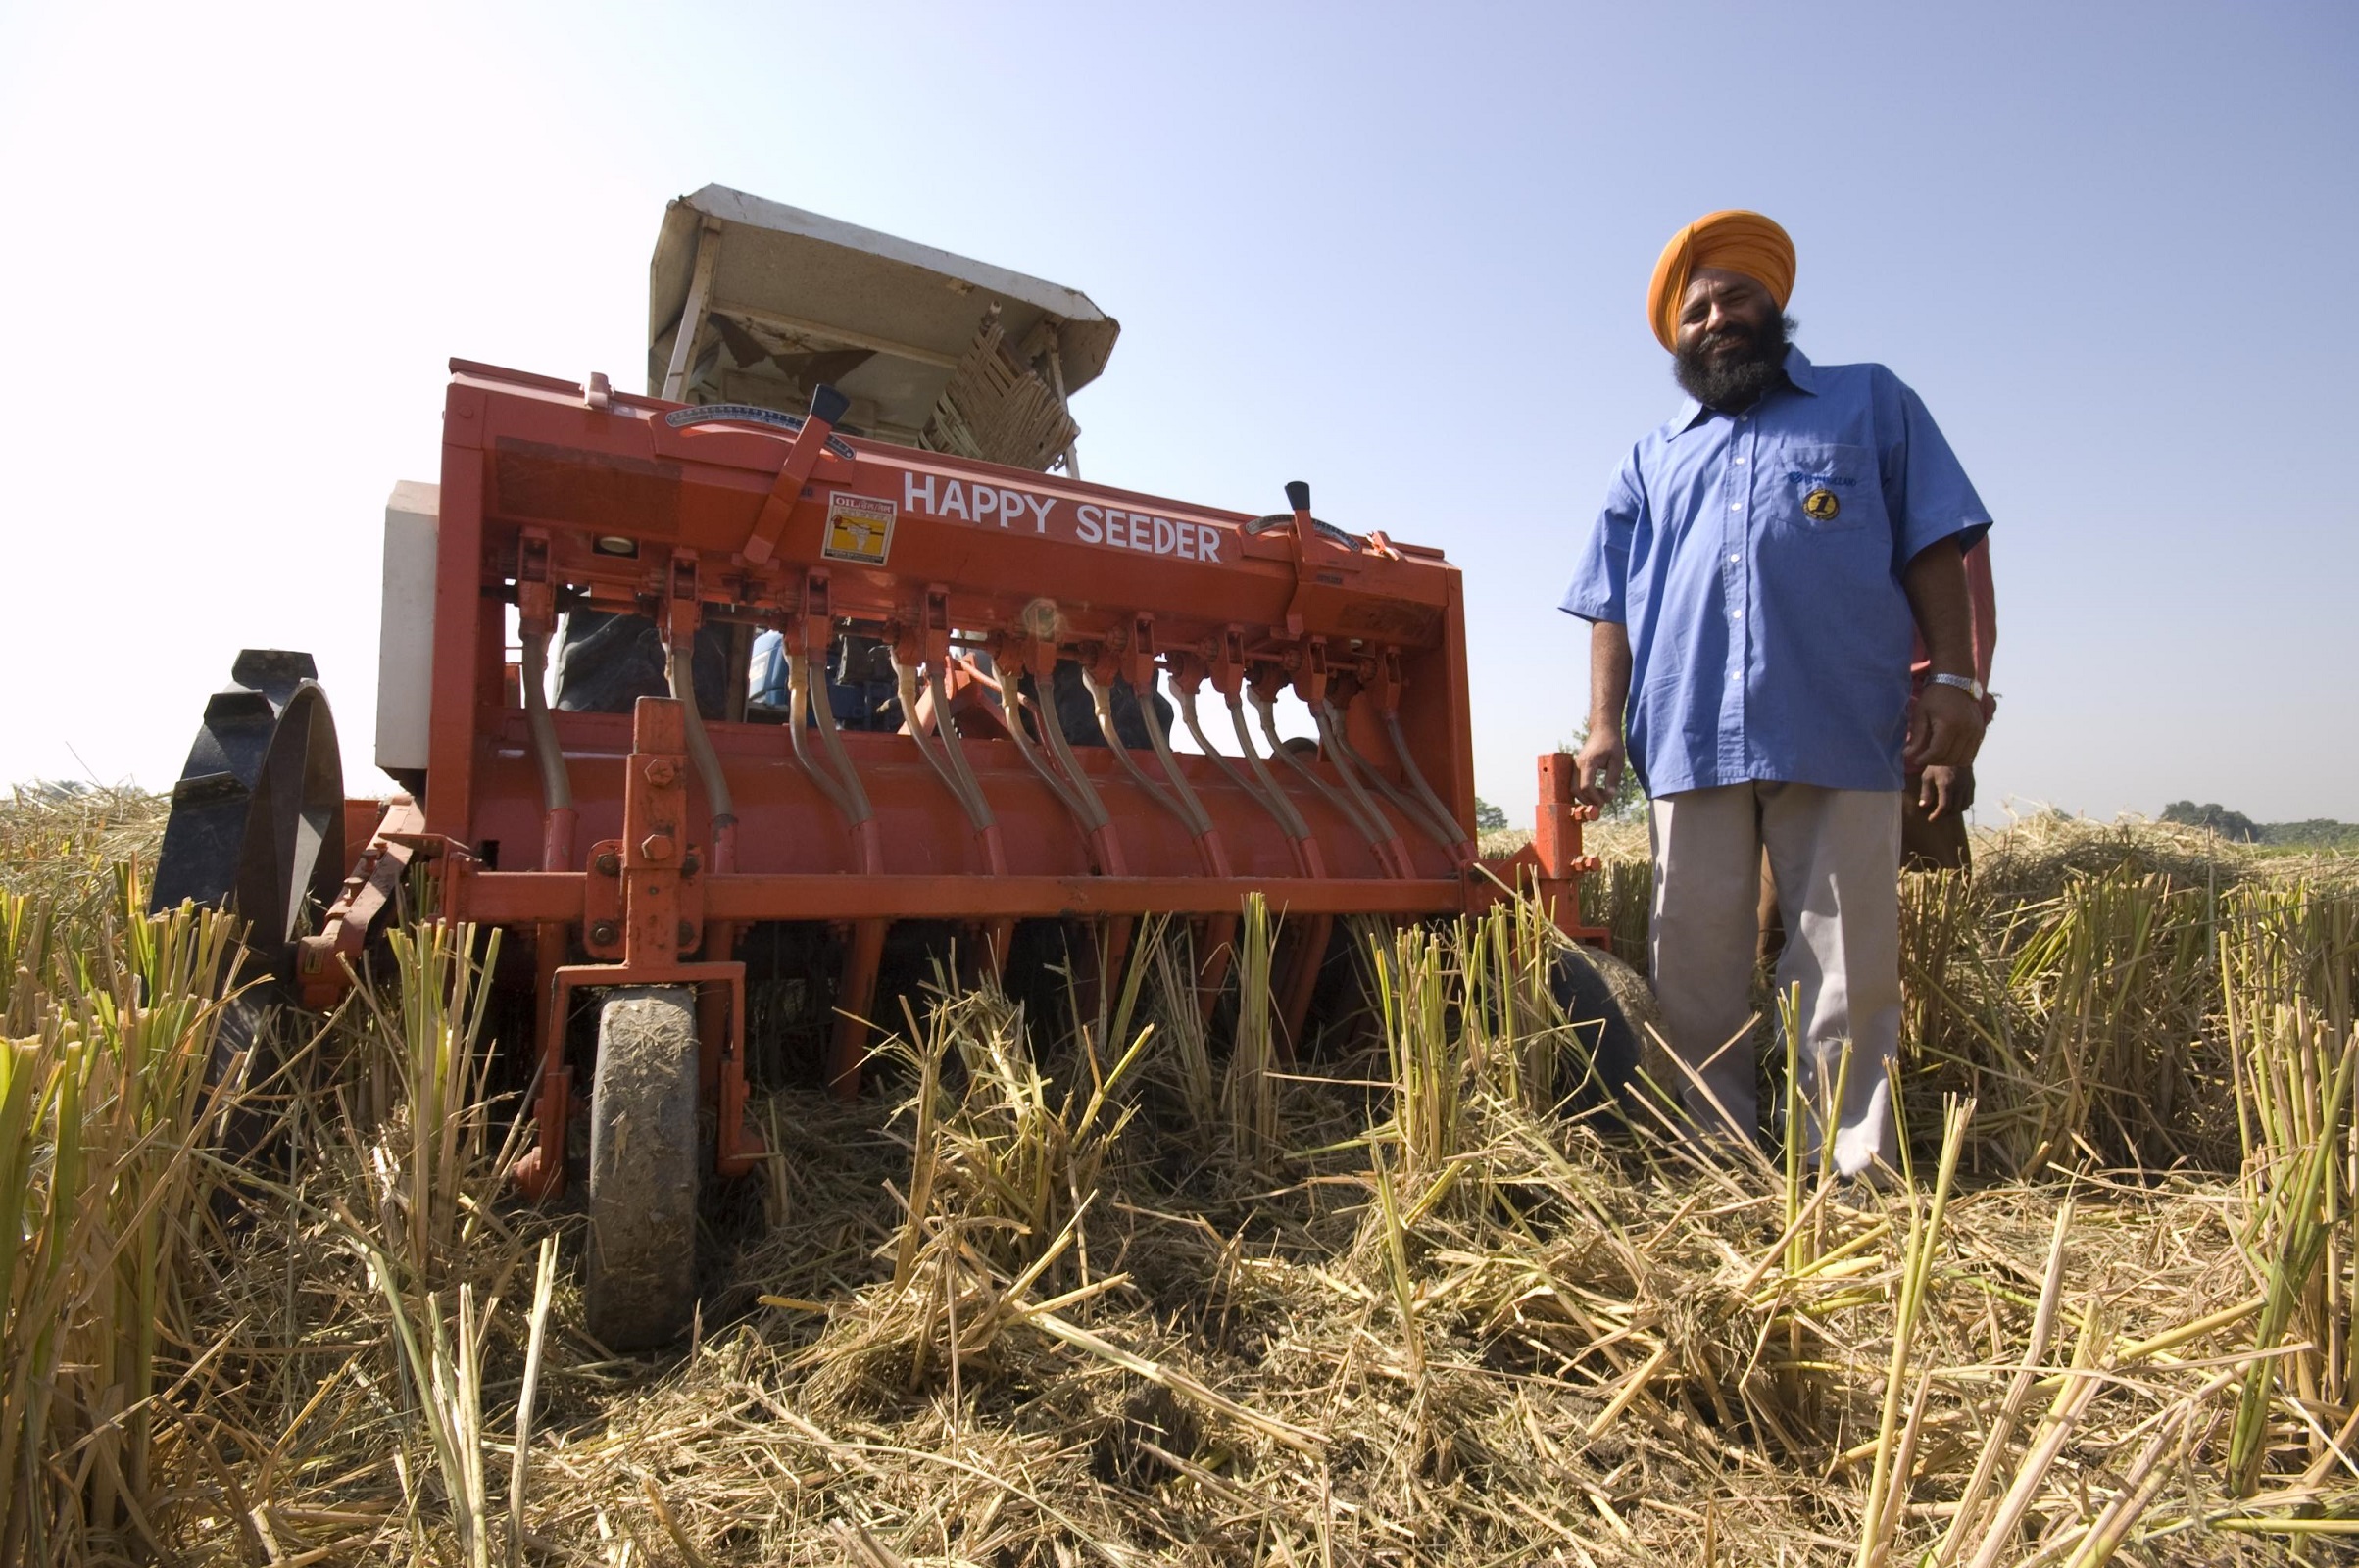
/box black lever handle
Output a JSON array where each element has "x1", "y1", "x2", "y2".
[
  {"x1": 1285, "y1": 480, "x2": 1312, "y2": 513},
  {"x1": 811, "y1": 384, "x2": 852, "y2": 426}
]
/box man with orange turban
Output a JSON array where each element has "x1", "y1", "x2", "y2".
[{"x1": 1559, "y1": 210, "x2": 1993, "y2": 1179}]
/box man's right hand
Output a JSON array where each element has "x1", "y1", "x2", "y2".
[
  {"x1": 1577, "y1": 620, "x2": 1635, "y2": 812},
  {"x1": 1576, "y1": 729, "x2": 1626, "y2": 809}
]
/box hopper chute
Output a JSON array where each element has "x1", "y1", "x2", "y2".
[{"x1": 647, "y1": 184, "x2": 1117, "y2": 473}]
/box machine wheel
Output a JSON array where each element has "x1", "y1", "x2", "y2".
[
  {"x1": 1550, "y1": 944, "x2": 1660, "y2": 1121},
  {"x1": 151, "y1": 652, "x2": 347, "y2": 1144},
  {"x1": 151, "y1": 650, "x2": 346, "y2": 979},
  {"x1": 585, "y1": 987, "x2": 701, "y2": 1348}
]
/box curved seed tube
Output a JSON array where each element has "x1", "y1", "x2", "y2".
[
  {"x1": 984, "y1": 664, "x2": 1106, "y2": 832},
  {"x1": 1385, "y1": 707, "x2": 1476, "y2": 858},
  {"x1": 1137, "y1": 683, "x2": 1216, "y2": 840},
  {"x1": 1309, "y1": 701, "x2": 1413, "y2": 876},
  {"x1": 519, "y1": 625, "x2": 573, "y2": 813},
  {"x1": 785, "y1": 649, "x2": 865, "y2": 828},
  {"x1": 668, "y1": 643, "x2": 735, "y2": 824},
  {"x1": 926, "y1": 665, "x2": 996, "y2": 833},
  {"x1": 1320, "y1": 699, "x2": 1462, "y2": 855},
  {"x1": 1175, "y1": 685, "x2": 1254, "y2": 798},
  {"x1": 1081, "y1": 664, "x2": 1196, "y2": 830},
  {"x1": 893, "y1": 654, "x2": 992, "y2": 836},
  {"x1": 1253, "y1": 687, "x2": 1379, "y2": 843},
  {"x1": 1226, "y1": 690, "x2": 1314, "y2": 844},
  {"x1": 806, "y1": 654, "x2": 874, "y2": 822},
  {"x1": 1034, "y1": 666, "x2": 1116, "y2": 832}
]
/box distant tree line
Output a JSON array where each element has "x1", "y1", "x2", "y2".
[
  {"x1": 2162, "y1": 801, "x2": 2359, "y2": 851},
  {"x1": 2161, "y1": 801, "x2": 2262, "y2": 841}
]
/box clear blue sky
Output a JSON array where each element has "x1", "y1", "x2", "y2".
[{"x1": 3, "y1": 0, "x2": 2351, "y2": 824}]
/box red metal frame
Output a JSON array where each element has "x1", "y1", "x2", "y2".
[{"x1": 315, "y1": 360, "x2": 1603, "y2": 1195}]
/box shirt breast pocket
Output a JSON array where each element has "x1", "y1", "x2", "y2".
[{"x1": 1769, "y1": 442, "x2": 1878, "y2": 536}]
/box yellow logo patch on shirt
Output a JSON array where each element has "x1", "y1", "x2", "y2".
[{"x1": 1802, "y1": 487, "x2": 1841, "y2": 521}]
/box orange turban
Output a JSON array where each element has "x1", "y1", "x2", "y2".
[{"x1": 1646, "y1": 210, "x2": 1795, "y2": 352}]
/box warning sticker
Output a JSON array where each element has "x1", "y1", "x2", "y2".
[{"x1": 820, "y1": 492, "x2": 896, "y2": 565}]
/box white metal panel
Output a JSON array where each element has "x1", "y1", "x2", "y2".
[
  {"x1": 374, "y1": 481, "x2": 439, "y2": 773},
  {"x1": 646, "y1": 184, "x2": 1119, "y2": 399}
]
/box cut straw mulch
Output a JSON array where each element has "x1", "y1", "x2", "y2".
[{"x1": 9, "y1": 794, "x2": 2359, "y2": 1565}]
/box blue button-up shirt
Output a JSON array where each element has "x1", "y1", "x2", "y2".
[{"x1": 1560, "y1": 348, "x2": 1990, "y2": 796}]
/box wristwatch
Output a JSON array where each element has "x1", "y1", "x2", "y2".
[{"x1": 1928, "y1": 672, "x2": 1985, "y2": 702}]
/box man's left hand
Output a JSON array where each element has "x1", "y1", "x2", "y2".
[
  {"x1": 1905, "y1": 683, "x2": 1987, "y2": 772},
  {"x1": 1917, "y1": 763, "x2": 1976, "y2": 819}
]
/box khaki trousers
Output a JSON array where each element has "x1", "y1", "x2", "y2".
[
  {"x1": 1649, "y1": 783, "x2": 1903, "y2": 1175},
  {"x1": 1758, "y1": 773, "x2": 1970, "y2": 968}
]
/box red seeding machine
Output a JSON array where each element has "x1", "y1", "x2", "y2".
[{"x1": 152, "y1": 187, "x2": 1613, "y2": 1345}]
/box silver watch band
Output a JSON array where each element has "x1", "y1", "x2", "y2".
[{"x1": 1928, "y1": 671, "x2": 1985, "y2": 702}]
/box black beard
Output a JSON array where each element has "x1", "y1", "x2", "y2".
[{"x1": 1674, "y1": 314, "x2": 1794, "y2": 411}]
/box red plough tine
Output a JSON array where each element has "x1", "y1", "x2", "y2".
[
  {"x1": 1024, "y1": 643, "x2": 1147, "y2": 1017},
  {"x1": 913, "y1": 650, "x2": 1018, "y2": 982},
  {"x1": 662, "y1": 564, "x2": 763, "y2": 1170},
  {"x1": 516, "y1": 978, "x2": 575, "y2": 1200},
  {"x1": 894, "y1": 606, "x2": 1017, "y2": 999},
  {"x1": 1274, "y1": 914, "x2": 1333, "y2": 1065},
  {"x1": 765, "y1": 573, "x2": 892, "y2": 1098},
  {"x1": 513, "y1": 548, "x2": 579, "y2": 1200},
  {"x1": 829, "y1": 920, "x2": 887, "y2": 1099},
  {"x1": 1196, "y1": 913, "x2": 1239, "y2": 1025},
  {"x1": 1158, "y1": 655, "x2": 1256, "y2": 1018}
]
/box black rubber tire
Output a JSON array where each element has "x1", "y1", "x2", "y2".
[
  {"x1": 149, "y1": 649, "x2": 346, "y2": 981},
  {"x1": 1550, "y1": 944, "x2": 1660, "y2": 1121},
  {"x1": 585, "y1": 987, "x2": 701, "y2": 1349},
  {"x1": 149, "y1": 651, "x2": 346, "y2": 1171}
]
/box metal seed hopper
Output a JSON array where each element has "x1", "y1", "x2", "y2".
[{"x1": 153, "y1": 187, "x2": 1608, "y2": 1346}]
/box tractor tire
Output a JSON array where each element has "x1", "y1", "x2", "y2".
[
  {"x1": 151, "y1": 650, "x2": 347, "y2": 982},
  {"x1": 585, "y1": 987, "x2": 701, "y2": 1349},
  {"x1": 150, "y1": 650, "x2": 346, "y2": 1169},
  {"x1": 1550, "y1": 944, "x2": 1661, "y2": 1123}
]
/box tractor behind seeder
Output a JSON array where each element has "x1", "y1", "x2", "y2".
[{"x1": 152, "y1": 187, "x2": 1614, "y2": 1346}]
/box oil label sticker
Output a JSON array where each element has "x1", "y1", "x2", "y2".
[{"x1": 821, "y1": 492, "x2": 896, "y2": 565}]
